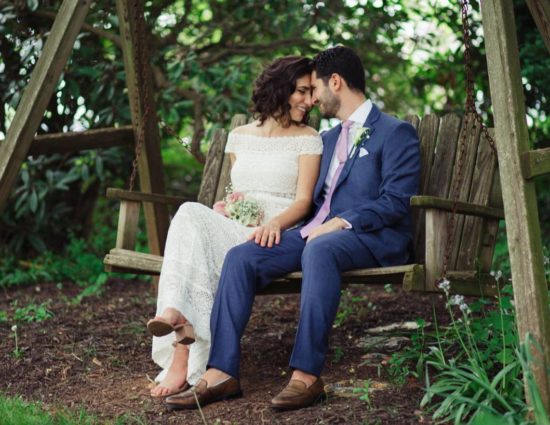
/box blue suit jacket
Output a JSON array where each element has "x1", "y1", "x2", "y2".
[{"x1": 311, "y1": 104, "x2": 420, "y2": 266}]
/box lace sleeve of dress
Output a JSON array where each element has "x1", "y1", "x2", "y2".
[
  {"x1": 224, "y1": 132, "x2": 237, "y2": 153},
  {"x1": 299, "y1": 135, "x2": 323, "y2": 155}
]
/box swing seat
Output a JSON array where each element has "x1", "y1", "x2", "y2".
[{"x1": 104, "y1": 112, "x2": 504, "y2": 296}]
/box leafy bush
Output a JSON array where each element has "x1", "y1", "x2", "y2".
[
  {"x1": 0, "y1": 195, "x2": 129, "y2": 301},
  {"x1": 0, "y1": 148, "x2": 129, "y2": 257}
]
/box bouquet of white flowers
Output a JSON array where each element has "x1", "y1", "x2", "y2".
[{"x1": 213, "y1": 184, "x2": 263, "y2": 227}]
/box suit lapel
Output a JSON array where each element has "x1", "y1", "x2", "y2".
[
  {"x1": 334, "y1": 104, "x2": 381, "y2": 191},
  {"x1": 314, "y1": 125, "x2": 341, "y2": 200}
]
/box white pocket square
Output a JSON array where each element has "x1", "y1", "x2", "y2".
[{"x1": 359, "y1": 147, "x2": 369, "y2": 158}]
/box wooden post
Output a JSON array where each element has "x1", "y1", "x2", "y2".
[
  {"x1": 197, "y1": 129, "x2": 228, "y2": 207},
  {"x1": 481, "y1": 0, "x2": 550, "y2": 410},
  {"x1": 525, "y1": 0, "x2": 550, "y2": 55},
  {"x1": 116, "y1": 0, "x2": 170, "y2": 256},
  {"x1": 0, "y1": 0, "x2": 92, "y2": 214}
]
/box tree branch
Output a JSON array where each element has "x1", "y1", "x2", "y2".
[
  {"x1": 199, "y1": 37, "x2": 313, "y2": 66},
  {"x1": 152, "y1": 65, "x2": 205, "y2": 164},
  {"x1": 29, "y1": 10, "x2": 122, "y2": 46}
]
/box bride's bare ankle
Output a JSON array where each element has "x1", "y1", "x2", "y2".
[{"x1": 161, "y1": 308, "x2": 188, "y2": 325}]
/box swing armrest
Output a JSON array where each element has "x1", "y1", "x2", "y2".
[
  {"x1": 106, "y1": 188, "x2": 195, "y2": 206},
  {"x1": 410, "y1": 196, "x2": 504, "y2": 219}
]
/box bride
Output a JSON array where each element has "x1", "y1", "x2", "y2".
[{"x1": 148, "y1": 56, "x2": 323, "y2": 397}]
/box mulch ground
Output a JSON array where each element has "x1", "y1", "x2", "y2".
[{"x1": 0, "y1": 278, "x2": 451, "y2": 424}]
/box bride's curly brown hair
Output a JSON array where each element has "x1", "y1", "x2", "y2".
[{"x1": 251, "y1": 56, "x2": 313, "y2": 127}]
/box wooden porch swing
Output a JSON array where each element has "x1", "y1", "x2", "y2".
[
  {"x1": 103, "y1": 2, "x2": 505, "y2": 297},
  {"x1": 104, "y1": 112, "x2": 503, "y2": 296}
]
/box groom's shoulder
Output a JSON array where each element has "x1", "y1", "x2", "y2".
[{"x1": 377, "y1": 110, "x2": 413, "y2": 131}]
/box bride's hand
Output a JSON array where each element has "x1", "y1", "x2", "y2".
[{"x1": 248, "y1": 220, "x2": 281, "y2": 248}]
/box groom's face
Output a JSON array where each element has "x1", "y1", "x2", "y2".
[{"x1": 311, "y1": 70, "x2": 340, "y2": 119}]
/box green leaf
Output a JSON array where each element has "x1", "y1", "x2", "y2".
[
  {"x1": 26, "y1": 0, "x2": 39, "y2": 12},
  {"x1": 29, "y1": 189, "x2": 38, "y2": 212},
  {"x1": 27, "y1": 234, "x2": 46, "y2": 252},
  {"x1": 21, "y1": 168, "x2": 29, "y2": 185},
  {"x1": 95, "y1": 155, "x2": 104, "y2": 179},
  {"x1": 496, "y1": 348, "x2": 514, "y2": 365}
]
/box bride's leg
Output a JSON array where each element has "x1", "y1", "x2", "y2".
[{"x1": 151, "y1": 343, "x2": 190, "y2": 397}]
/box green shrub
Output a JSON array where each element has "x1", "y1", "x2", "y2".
[{"x1": 390, "y1": 277, "x2": 550, "y2": 424}]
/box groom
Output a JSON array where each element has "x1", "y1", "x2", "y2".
[{"x1": 166, "y1": 46, "x2": 420, "y2": 410}]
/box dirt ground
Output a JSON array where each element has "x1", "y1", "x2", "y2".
[{"x1": 0, "y1": 278, "x2": 451, "y2": 424}]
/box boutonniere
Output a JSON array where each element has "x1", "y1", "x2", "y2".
[
  {"x1": 354, "y1": 127, "x2": 371, "y2": 147},
  {"x1": 349, "y1": 127, "x2": 371, "y2": 158}
]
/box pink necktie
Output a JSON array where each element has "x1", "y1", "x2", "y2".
[{"x1": 300, "y1": 120, "x2": 353, "y2": 238}]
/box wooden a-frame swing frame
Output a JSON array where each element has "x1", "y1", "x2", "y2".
[{"x1": 0, "y1": 0, "x2": 549, "y2": 411}]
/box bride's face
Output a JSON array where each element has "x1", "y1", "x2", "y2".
[{"x1": 288, "y1": 75, "x2": 313, "y2": 123}]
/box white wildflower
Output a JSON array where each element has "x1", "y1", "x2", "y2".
[
  {"x1": 11, "y1": 325, "x2": 17, "y2": 332},
  {"x1": 450, "y1": 294, "x2": 464, "y2": 306},
  {"x1": 459, "y1": 302, "x2": 470, "y2": 314},
  {"x1": 315, "y1": 1, "x2": 325, "y2": 8},
  {"x1": 437, "y1": 278, "x2": 450, "y2": 294},
  {"x1": 303, "y1": 4, "x2": 312, "y2": 12}
]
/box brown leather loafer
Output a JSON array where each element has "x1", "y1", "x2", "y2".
[
  {"x1": 165, "y1": 377, "x2": 242, "y2": 410},
  {"x1": 271, "y1": 378, "x2": 327, "y2": 410}
]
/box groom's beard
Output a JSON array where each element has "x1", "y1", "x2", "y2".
[{"x1": 318, "y1": 91, "x2": 340, "y2": 119}]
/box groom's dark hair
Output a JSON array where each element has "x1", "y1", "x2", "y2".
[{"x1": 313, "y1": 46, "x2": 365, "y2": 93}]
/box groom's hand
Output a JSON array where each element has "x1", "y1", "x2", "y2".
[
  {"x1": 306, "y1": 217, "x2": 347, "y2": 243},
  {"x1": 248, "y1": 220, "x2": 281, "y2": 248}
]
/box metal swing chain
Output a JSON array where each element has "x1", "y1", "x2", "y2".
[
  {"x1": 127, "y1": 0, "x2": 150, "y2": 192},
  {"x1": 439, "y1": 0, "x2": 498, "y2": 282},
  {"x1": 125, "y1": 1, "x2": 194, "y2": 191},
  {"x1": 461, "y1": 0, "x2": 498, "y2": 155}
]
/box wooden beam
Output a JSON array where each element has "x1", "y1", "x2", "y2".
[
  {"x1": 522, "y1": 147, "x2": 550, "y2": 179},
  {"x1": 116, "y1": 0, "x2": 170, "y2": 256},
  {"x1": 525, "y1": 0, "x2": 550, "y2": 55},
  {"x1": 481, "y1": 0, "x2": 550, "y2": 409},
  {"x1": 0, "y1": 0, "x2": 92, "y2": 214},
  {"x1": 103, "y1": 248, "x2": 423, "y2": 287},
  {"x1": 106, "y1": 187, "x2": 194, "y2": 206},
  {"x1": 25, "y1": 126, "x2": 134, "y2": 155},
  {"x1": 410, "y1": 195, "x2": 505, "y2": 219}
]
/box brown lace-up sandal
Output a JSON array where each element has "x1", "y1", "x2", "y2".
[{"x1": 147, "y1": 318, "x2": 196, "y2": 345}]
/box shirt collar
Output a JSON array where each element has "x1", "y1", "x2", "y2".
[{"x1": 345, "y1": 99, "x2": 372, "y2": 127}]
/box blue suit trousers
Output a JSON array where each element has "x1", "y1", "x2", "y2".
[{"x1": 207, "y1": 228, "x2": 377, "y2": 378}]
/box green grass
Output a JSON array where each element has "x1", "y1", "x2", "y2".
[{"x1": 0, "y1": 395, "x2": 146, "y2": 425}]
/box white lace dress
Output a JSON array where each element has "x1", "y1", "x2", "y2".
[{"x1": 152, "y1": 132, "x2": 323, "y2": 384}]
